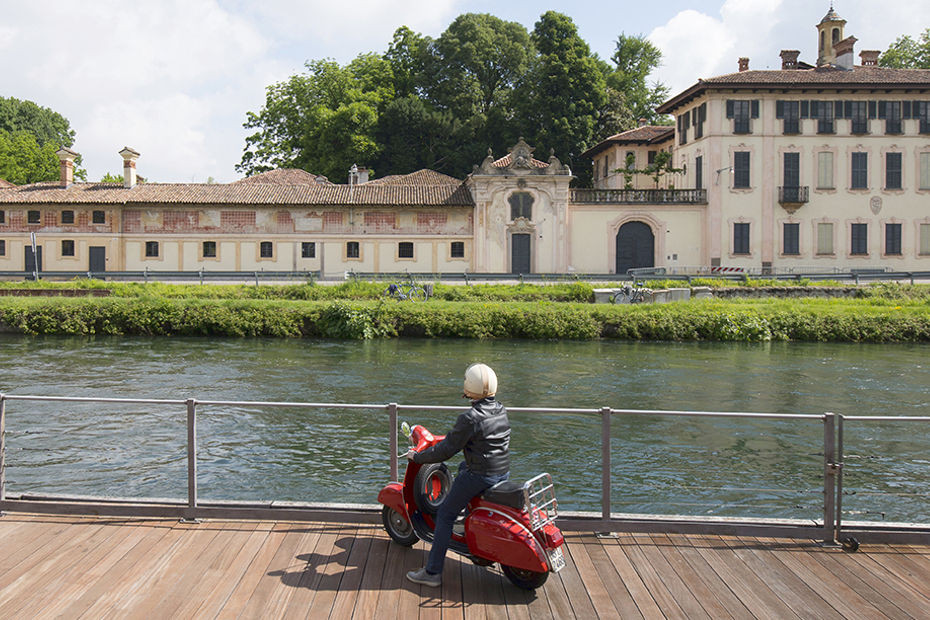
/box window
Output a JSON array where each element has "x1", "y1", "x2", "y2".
[
  {"x1": 777, "y1": 101, "x2": 800, "y2": 134},
  {"x1": 885, "y1": 152, "x2": 902, "y2": 190},
  {"x1": 921, "y1": 153, "x2": 930, "y2": 190},
  {"x1": 849, "y1": 101, "x2": 869, "y2": 134},
  {"x1": 814, "y1": 101, "x2": 834, "y2": 134},
  {"x1": 509, "y1": 192, "x2": 533, "y2": 220},
  {"x1": 301, "y1": 242, "x2": 315, "y2": 258},
  {"x1": 450, "y1": 241, "x2": 465, "y2": 258},
  {"x1": 203, "y1": 241, "x2": 217, "y2": 258},
  {"x1": 885, "y1": 223, "x2": 902, "y2": 255},
  {"x1": 678, "y1": 113, "x2": 689, "y2": 144},
  {"x1": 817, "y1": 223, "x2": 834, "y2": 255},
  {"x1": 783, "y1": 223, "x2": 800, "y2": 255},
  {"x1": 0, "y1": 240, "x2": 5, "y2": 256},
  {"x1": 27, "y1": 210, "x2": 40, "y2": 224},
  {"x1": 61, "y1": 240, "x2": 75, "y2": 257},
  {"x1": 647, "y1": 151, "x2": 657, "y2": 165},
  {"x1": 882, "y1": 101, "x2": 902, "y2": 134},
  {"x1": 918, "y1": 102, "x2": 930, "y2": 134},
  {"x1": 726, "y1": 100, "x2": 757, "y2": 134},
  {"x1": 346, "y1": 241, "x2": 359, "y2": 259},
  {"x1": 398, "y1": 242, "x2": 414, "y2": 259},
  {"x1": 145, "y1": 241, "x2": 159, "y2": 257},
  {"x1": 733, "y1": 152, "x2": 751, "y2": 188},
  {"x1": 733, "y1": 223, "x2": 750, "y2": 255},
  {"x1": 817, "y1": 152, "x2": 834, "y2": 189},
  {"x1": 851, "y1": 152, "x2": 868, "y2": 189},
  {"x1": 783, "y1": 152, "x2": 800, "y2": 188},
  {"x1": 259, "y1": 241, "x2": 273, "y2": 258},
  {"x1": 92, "y1": 210, "x2": 105, "y2": 224},
  {"x1": 693, "y1": 103, "x2": 706, "y2": 139},
  {"x1": 0, "y1": 210, "x2": 4, "y2": 224},
  {"x1": 61, "y1": 210, "x2": 74, "y2": 224},
  {"x1": 921, "y1": 224, "x2": 930, "y2": 255},
  {"x1": 851, "y1": 223, "x2": 868, "y2": 255},
  {"x1": 694, "y1": 156, "x2": 703, "y2": 191}
]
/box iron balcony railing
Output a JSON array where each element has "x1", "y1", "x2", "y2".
[
  {"x1": 778, "y1": 186, "x2": 810, "y2": 204},
  {"x1": 3, "y1": 392, "x2": 928, "y2": 543},
  {"x1": 570, "y1": 188, "x2": 707, "y2": 205}
]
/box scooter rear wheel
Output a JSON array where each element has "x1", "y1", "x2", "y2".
[
  {"x1": 502, "y1": 565, "x2": 549, "y2": 590},
  {"x1": 382, "y1": 505, "x2": 418, "y2": 546}
]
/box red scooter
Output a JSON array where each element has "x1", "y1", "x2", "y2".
[{"x1": 378, "y1": 422, "x2": 566, "y2": 590}]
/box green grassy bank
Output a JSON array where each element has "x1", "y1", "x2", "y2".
[{"x1": 1, "y1": 296, "x2": 929, "y2": 342}]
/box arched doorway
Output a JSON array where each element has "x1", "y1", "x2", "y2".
[{"x1": 616, "y1": 221, "x2": 654, "y2": 274}]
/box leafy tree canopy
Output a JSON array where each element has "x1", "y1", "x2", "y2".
[
  {"x1": 880, "y1": 29, "x2": 930, "y2": 69},
  {"x1": 0, "y1": 97, "x2": 85, "y2": 184},
  {"x1": 602, "y1": 34, "x2": 671, "y2": 132}
]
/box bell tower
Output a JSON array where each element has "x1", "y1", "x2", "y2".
[{"x1": 817, "y1": 4, "x2": 846, "y2": 66}]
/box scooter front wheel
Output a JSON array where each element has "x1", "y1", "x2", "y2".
[
  {"x1": 382, "y1": 505, "x2": 418, "y2": 546},
  {"x1": 502, "y1": 564, "x2": 549, "y2": 590}
]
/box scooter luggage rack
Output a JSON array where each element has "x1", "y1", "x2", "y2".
[{"x1": 524, "y1": 472, "x2": 558, "y2": 530}]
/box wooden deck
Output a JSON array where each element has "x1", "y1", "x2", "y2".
[{"x1": 2, "y1": 513, "x2": 930, "y2": 618}]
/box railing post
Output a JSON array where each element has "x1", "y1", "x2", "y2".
[
  {"x1": 388, "y1": 402, "x2": 398, "y2": 481},
  {"x1": 822, "y1": 412, "x2": 837, "y2": 544},
  {"x1": 601, "y1": 407, "x2": 612, "y2": 529},
  {"x1": 835, "y1": 414, "x2": 845, "y2": 542},
  {"x1": 0, "y1": 394, "x2": 6, "y2": 512},
  {"x1": 185, "y1": 398, "x2": 198, "y2": 521}
]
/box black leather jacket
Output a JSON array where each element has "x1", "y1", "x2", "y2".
[{"x1": 412, "y1": 397, "x2": 511, "y2": 476}]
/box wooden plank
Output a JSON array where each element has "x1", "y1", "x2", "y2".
[
  {"x1": 260, "y1": 522, "x2": 329, "y2": 618},
  {"x1": 631, "y1": 533, "x2": 710, "y2": 619},
  {"x1": 278, "y1": 520, "x2": 335, "y2": 619},
  {"x1": 858, "y1": 545, "x2": 930, "y2": 601},
  {"x1": 214, "y1": 521, "x2": 293, "y2": 619},
  {"x1": 305, "y1": 524, "x2": 358, "y2": 619},
  {"x1": 349, "y1": 528, "x2": 393, "y2": 620},
  {"x1": 647, "y1": 534, "x2": 733, "y2": 619},
  {"x1": 660, "y1": 533, "x2": 751, "y2": 619},
  {"x1": 562, "y1": 534, "x2": 625, "y2": 618},
  {"x1": 600, "y1": 535, "x2": 663, "y2": 619},
  {"x1": 618, "y1": 533, "x2": 688, "y2": 619},
  {"x1": 715, "y1": 535, "x2": 844, "y2": 620},
  {"x1": 754, "y1": 536, "x2": 887, "y2": 620},
  {"x1": 0, "y1": 518, "x2": 77, "y2": 577},
  {"x1": 329, "y1": 525, "x2": 378, "y2": 619},
  {"x1": 394, "y1": 537, "x2": 426, "y2": 620},
  {"x1": 552, "y1": 538, "x2": 598, "y2": 618},
  {"x1": 440, "y1": 554, "x2": 465, "y2": 620},
  {"x1": 680, "y1": 534, "x2": 801, "y2": 619},
  {"x1": 578, "y1": 534, "x2": 641, "y2": 619}
]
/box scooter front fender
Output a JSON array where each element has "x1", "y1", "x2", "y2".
[
  {"x1": 378, "y1": 482, "x2": 407, "y2": 518},
  {"x1": 466, "y1": 507, "x2": 548, "y2": 573}
]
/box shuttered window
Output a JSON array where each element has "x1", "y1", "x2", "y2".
[
  {"x1": 920, "y1": 153, "x2": 930, "y2": 190},
  {"x1": 885, "y1": 152, "x2": 902, "y2": 190},
  {"x1": 851, "y1": 152, "x2": 868, "y2": 189},
  {"x1": 733, "y1": 151, "x2": 751, "y2": 188},
  {"x1": 0, "y1": 240, "x2": 4, "y2": 256},
  {"x1": 727, "y1": 100, "x2": 755, "y2": 134},
  {"x1": 776, "y1": 101, "x2": 800, "y2": 134},
  {"x1": 817, "y1": 223, "x2": 834, "y2": 255},
  {"x1": 920, "y1": 224, "x2": 930, "y2": 255},
  {"x1": 851, "y1": 223, "x2": 868, "y2": 256},
  {"x1": 695, "y1": 156, "x2": 703, "y2": 191},
  {"x1": 733, "y1": 223, "x2": 750, "y2": 255},
  {"x1": 850, "y1": 102, "x2": 869, "y2": 134},
  {"x1": 885, "y1": 223, "x2": 902, "y2": 255},
  {"x1": 783, "y1": 223, "x2": 800, "y2": 255},
  {"x1": 817, "y1": 152, "x2": 834, "y2": 189}
]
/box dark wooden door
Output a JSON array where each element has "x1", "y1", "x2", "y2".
[
  {"x1": 616, "y1": 222, "x2": 654, "y2": 274},
  {"x1": 89, "y1": 246, "x2": 106, "y2": 274},
  {"x1": 24, "y1": 246, "x2": 42, "y2": 278},
  {"x1": 511, "y1": 233, "x2": 531, "y2": 274}
]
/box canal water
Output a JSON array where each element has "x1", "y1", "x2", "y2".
[{"x1": 1, "y1": 335, "x2": 928, "y2": 523}]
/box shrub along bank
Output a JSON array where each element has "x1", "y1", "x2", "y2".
[{"x1": 1, "y1": 296, "x2": 929, "y2": 342}]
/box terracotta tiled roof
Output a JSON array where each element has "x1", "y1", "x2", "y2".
[
  {"x1": 491, "y1": 153, "x2": 549, "y2": 168},
  {"x1": 581, "y1": 126, "x2": 674, "y2": 158},
  {"x1": 658, "y1": 65, "x2": 930, "y2": 114},
  {"x1": 0, "y1": 181, "x2": 474, "y2": 207},
  {"x1": 365, "y1": 169, "x2": 463, "y2": 186},
  {"x1": 0, "y1": 178, "x2": 14, "y2": 188},
  {"x1": 233, "y1": 169, "x2": 332, "y2": 185}
]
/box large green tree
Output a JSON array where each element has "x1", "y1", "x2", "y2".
[
  {"x1": 880, "y1": 29, "x2": 930, "y2": 69},
  {"x1": 0, "y1": 97, "x2": 83, "y2": 184},
  {"x1": 600, "y1": 34, "x2": 670, "y2": 135}
]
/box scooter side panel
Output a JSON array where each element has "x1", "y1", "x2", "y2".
[
  {"x1": 378, "y1": 482, "x2": 407, "y2": 517},
  {"x1": 466, "y1": 509, "x2": 548, "y2": 573}
]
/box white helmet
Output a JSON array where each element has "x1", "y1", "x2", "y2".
[{"x1": 463, "y1": 363, "x2": 497, "y2": 400}]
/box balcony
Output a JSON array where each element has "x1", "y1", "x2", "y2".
[
  {"x1": 778, "y1": 186, "x2": 809, "y2": 213},
  {"x1": 570, "y1": 188, "x2": 707, "y2": 205}
]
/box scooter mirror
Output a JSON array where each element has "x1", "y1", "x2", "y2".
[{"x1": 400, "y1": 421, "x2": 411, "y2": 438}]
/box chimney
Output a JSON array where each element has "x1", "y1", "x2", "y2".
[
  {"x1": 834, "y1": 36, "x2": 857, "y2": 70},
  {"x1": 738, "y1": 57, "x2": 750, "y2": 72},
  {"x1": 780, "y1": 50, "x2": 800, "y2": 70},
  {"x1": 356, "y1": 166, "x2": 369, "y2": 184},
  {"x1": 56, "y1": 147, "x2": 79, "y2": 187},
  {"x1": 119, "y1": 147, "x2": 140, "y2": 188},
  {"x1": 638, "y1": 118, "x2": 648, "y2": 127},
  {"x1": 860, "y1": 50, "x2": 880, "y2": 66}
]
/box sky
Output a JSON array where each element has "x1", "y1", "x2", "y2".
[{"x1": 0, "y1": 0, "x2": 925, "y2": 184}]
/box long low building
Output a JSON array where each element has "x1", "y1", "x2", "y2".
[{"x1": 0, "y1": 10, "x2": 927, "y2": 277}]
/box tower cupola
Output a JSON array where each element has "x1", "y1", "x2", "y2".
[{"x1": 817, "y1": 4, "x2": 847, "y2": 66}]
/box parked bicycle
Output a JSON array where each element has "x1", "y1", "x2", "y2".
[
  {"x1": 382, "y1": 278, "x2": 428, "y2": 301},
  {"x1": 610, "y1": 281, "x2": 649, "y2": 304}
]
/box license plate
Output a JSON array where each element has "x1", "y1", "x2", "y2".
[{"x1": 548, "y1": 546, "x2": 566, "y2": 572}]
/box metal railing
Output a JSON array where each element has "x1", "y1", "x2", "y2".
[
  {"x1": 778, "y1": 186, "x2": 810, "y2": 204},
  {"x1": 570, "y1": 188, "x2": 708, "y2": 205},
  {"x1": 0, "y1": 392, "x2": 867, "y2": 540}
]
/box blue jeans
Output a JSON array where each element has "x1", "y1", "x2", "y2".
[{"x1": 426, "y1": 461, "x2": 508, "y2": 575}]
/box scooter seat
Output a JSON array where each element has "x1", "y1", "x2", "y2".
[{"x1": 481, "y1": 480, "x2": 526, "y2": 510}]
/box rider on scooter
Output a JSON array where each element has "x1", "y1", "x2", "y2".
[{"x1": 405, "y1": 362, "x2": 511, "y2": 587}]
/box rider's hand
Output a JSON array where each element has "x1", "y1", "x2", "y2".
[{"x1": 403, "y1": 449, "x2": 417, "y2": 461}]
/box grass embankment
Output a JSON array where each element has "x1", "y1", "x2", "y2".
[{"x1": 1, "y1": 295, "x2": 928, "y2": 342}]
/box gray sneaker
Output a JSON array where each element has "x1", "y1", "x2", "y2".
[{"x1": 406, "y1": 567, "x2": 441, "y2": 587}]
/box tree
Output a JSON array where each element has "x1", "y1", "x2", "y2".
[
  {"x1": 516, "y1": 12, "x2": 606, "y2": 185},
  {"x1": 385, "y1": 26, "x2": 431, "y2": 99},
  {"x1": 603, "y1": 35, "x2": 670, "y2": 129},
  {"x1": 374, "y1": 96, "x2": 467, "y2": 174},
  {"x1": 0, "y1": 97, "x2": 85, "y2": 183},
  {"x1": 100, "y1": 172, "x2": 123, "y2": 183},
  {"x1": 880, "y1": 29, "x2": 930, "y2": 69}
]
